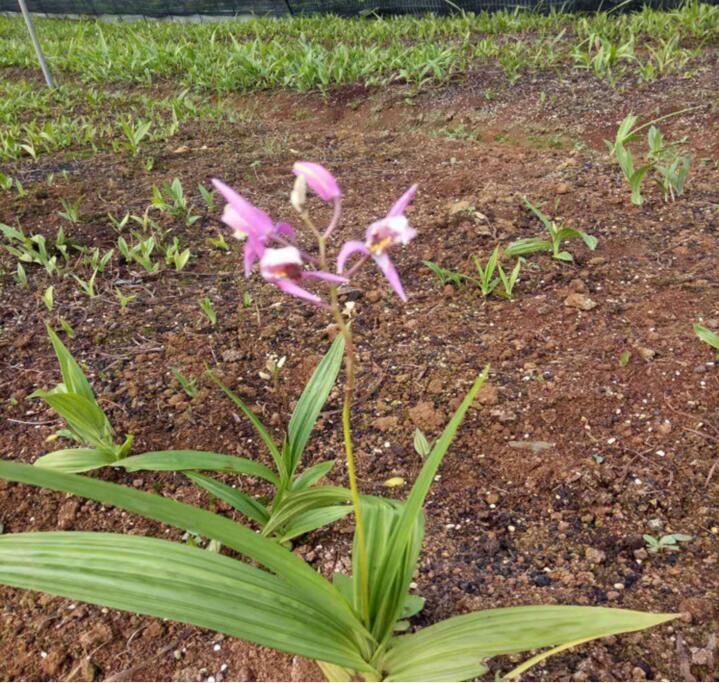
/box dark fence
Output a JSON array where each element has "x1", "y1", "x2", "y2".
[{"x1": 0, "y1": 0, "x2": 701, "y2": 16}]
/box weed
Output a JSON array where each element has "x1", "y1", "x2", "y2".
[{"x1": 644, "y1": 533, "x2": 692, "y2": 554}]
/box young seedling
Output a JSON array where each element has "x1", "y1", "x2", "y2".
[
  {"x1": 423, "y1": 260, "x2": 465, "y2": 288},
  {"x1": 42, "y1": 285, "x2": 54, "y2": 312},
  {"x1": 606, "y1": 111, "x2": 694, "y2": 205},
  {"x1": 119, "y1": 118, "x2": 152, "y2": 158},
  {"x1": 207, "y1": 233, "x2": 230, "y2": 252},
  {"x1": 199, "y1": 297, "x2": 217, "y2": 326},
  {"x1": 72, "y1": 269, "x2": 98, "y2": 298},
  {"x1": 199, "y1": 183, "x2": 216, "y2": 212},
  {"x1": 647, "y1": 126, "x2": 692, "y2": 202},
  {"x1": 1, "y1": 224, "x2": 60, "y2": 276},
  {"x1": 152, "y1": 178, "x2": 200, "y2": 227},
  {"x1": 173, "y1": 369, "x2": 199, "y2": 398},
  {"x1": 505, "y1": 199, "x2": 597, "y2": 262},
  {"x1": 497, "y1": 258, "x2": 522, "y2": 300},
  {"x1": 118, "y1": 235, "x2": 160, "y2": 274},
  {"x1": 471, "y1": 246, "x2": 501, "y2": 297},
  {"x1": 413, "y1": 428, "x2": 432, "y2": 461},
  {"x1": 164, "y1": 237, "x2": 191, "y2": 271},
  {"x1": 29, "y1": 326, "x2": 134, "y2": 472},
  {"x1": 14, "y1": 263, "x2": 28, "y2": 288},
  {"x1": 694, "y1": 323, "x2": 719, "y2": 359},
  {"x1": 59, "y1": 198, "x2": 81, "y2": 224},
  {"x1": 85, "y1": 247, "x2": 114, "y2": 273},
  {"x1": 644, "y1": 533, "x2": 692, "y2": 554},
  {"x1": 108, "y1": 211, "x2": 130, "y2": 233},
  {"x1": 242, "y1": 291, "x2": 253, "y2": 309},
  {"x1": 115, "y1": 288, "x2": 136, "y2": 311}
]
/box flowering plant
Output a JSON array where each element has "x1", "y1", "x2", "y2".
[{"x1": 0, "y1": 163, "x2": 675, "y2": 681}]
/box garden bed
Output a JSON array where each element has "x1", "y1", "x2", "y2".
[{"x1": 1, "y1": 10, "x2": 719, "y2": 681}]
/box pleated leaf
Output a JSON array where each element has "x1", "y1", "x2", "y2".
[
  {"x1": 292, "y1": 459, "x2": 336, "y2": 491},
  {"x1": 0, "y1": 532, "x2": 371, "y2": 672},
  {"x1": 0, "y1": 460, "x2": 371, "y2": 650},
  {"x1": 46, "y1": 325, "x2": 96, "y2": 402},
  {"x1": 355, "y1": 496, "x2": 424, "y2": 643},
  {"x1": 382, "y1": 605, "x2": 677, "y2": 682},
  {"x1": 371, "y1": 368, "x2": 489, "y2": 642},
  {"x1": 262, "y1": 485, "x2": 351, "y2": 538},
  {"x1": 278, "y1": 505, "x2": 352, "y2": 544},
  {"x1": 33, "y1": 392, "x2": 114, "y2": 450},
  {"x1": 287, "y1": 333, "x2": 344, "y2": 474},
  {"x1": 207, "y1": 370, "x2": 285, "y2": 478},
  {"x1": 185, "y1": 472, "x2": 270, "y2": 526},
  {"x1": 115, "y1": 450, "x2": 278, "y2": 485},
  {"x1": 34, "y1": 448, "x2": 117, "y2": 474}
]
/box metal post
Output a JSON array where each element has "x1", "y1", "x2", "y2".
[{"x1": 17, "y1": 0, "x2": 54, "y2": 88}]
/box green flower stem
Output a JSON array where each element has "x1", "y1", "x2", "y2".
[{"x1": 329, "y1": 285, "x2": 370, "y2": 627}]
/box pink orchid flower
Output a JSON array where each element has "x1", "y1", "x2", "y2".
[
  {"x1": 260, "y1": 246, "x2": 347, "y2": 307},
  {"x1": 337, "y1": 184, "x2": 418, "y2": 301},
  {"x1": 292, "y1": 162, "x2": 341, "y2": 203},
  {"x1": 212, "y1": 178, "x2": 296, "y2": 277}
]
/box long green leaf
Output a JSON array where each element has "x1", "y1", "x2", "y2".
[
  {"x1": 504, "y1": 238, "x2": 552, "y2": 258},
  {"x1": 34, "y1": 448, "x2": 117, "y2": 474},
  {"x1": 278, "y1": 505, "x2": 352, "y2": 544},
  {"x1": 382, "y1": 605, "x2": 677, "y2": 682},
  {"x1": 357, "y1": 497, "x2": 424, "y2": 644},
  {"x1": 292, "y1": 459, "x2": 336, "y2": 491},
  {"x1": 287, "y1": 333, "x2": 345, "y2": 475},
  {"x1": 115, "y1": 450, "x2": 278, "y2": 485},
  {"x1": 0, "y1": 460, "x2": 372, "y2": 654},
  {"x1": 185, "y1": 472, "x2": 269, "y2": 526},
  {"x1": 263, "y1": 485, "x2": 351, "y2": 538},
  {"x1": 371, "y1": 368, "x2": 489, "y2": 642},
  {"x1": 207, "y1": 370, "x2": 285, "y2": 479},
  {"x1": 34, "y1": 392, "x2": 113, "y2": 450},
  {"x1": 46, "y1": 325, "x2": 96, "y2": 402},
  {"x1": 0, "y1": 532, "x2": 370, "y2": 671}
]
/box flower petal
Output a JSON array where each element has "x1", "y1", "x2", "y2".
[
  {"x1": 302, "y1": 270, "x2": 348, "y2": 284},
  {"x1": 293, "y1": 162, "x2": 341, "y2": 203},
  {"x1": 387, "y1": 184, "x2": 418, "y2": 218},
  {"x1": 337, "y1": 240, "x2": 370, "y2": 273},
  {"x1": 275, "y1": 222, "x2": 297, "y2": 241},
  {"x1": 374, "y1": 252, "x2": 407, "y2": 302},
  {"x1": 244, "y1": 241, "x2": 263, "y2": 278},
  {"x1": 274, "y1": 279, "x2": 326, "y2": 307},
  {"x1": 212, "y1": 178, "x2": 273, "y2": 237}
]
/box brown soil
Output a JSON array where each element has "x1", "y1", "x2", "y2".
[{"x1": 1, "y1": 56, "x2": 719, "y2": 682}]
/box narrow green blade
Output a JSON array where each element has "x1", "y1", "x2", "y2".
[
  {"x1": 278, "y1": 506, "x2": 352, "y2": 544},
  {"x1": 288, "y1": 334, "x2": 345, "y2": 474},
  {"x1": 34, "y1": 448, "x2": 117, "y2": 474},
  {"x1": 34, "y1": 392, "x2": 113, "y2": 449},
  {"x1": 207, "y1": 370, "x2": 285, "y2": 478},
  {"x1": 186, "y1": 472, "x2": 270, "y2": 526},
  {"x1": 382, "y1": 605, "x2": 677, "y2": 682},
  {"x1": 292, "y1": 459, "x2": 336, "y2": 491},
  {"x1": 115, "y1": 450, "x2": 278, "y2": 485},
  {"x1": 371, "y1": 368, "x2": 489, "y2": 642},
  {"x1": 46, "y1": 325, "x2": 96, "y2": 402},
  {"x1": 263, "y1": 486, "x2": 351, "y2": 538}
]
